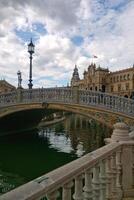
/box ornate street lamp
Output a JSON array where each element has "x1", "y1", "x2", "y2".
[{"x1": 28, "y1": 38, "x2": 35, "y2": 89}]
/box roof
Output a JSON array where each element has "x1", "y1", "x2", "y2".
[{"x1": 0, "y1": 80, "x2": 16, "y2": 89}]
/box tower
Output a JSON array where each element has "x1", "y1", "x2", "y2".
[{"x1": 71, "y1": 65, "x2": 80, "y2": 86}]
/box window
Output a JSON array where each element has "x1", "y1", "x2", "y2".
[
  {"x1": 126, "y1": 83, "x2": 129, "y2": 90},
  {"x1": 127, "y1": 74, "x2": 130, "y2": 80},
  {"x1": 124, "y1": 75, "x2": 126, "y2": 80},
  {"x1": 117, "y1": 76, "x2": 119, "y2": 82},
  {"x1": 111, "y1": 86, "x2": 114, "y2": 92},
  {"x1": 118, "y1": 84, "x2": 121, "y2": 92},
  {"x1": 120, "y1": 76, "x2": 122, "y2": 81}
]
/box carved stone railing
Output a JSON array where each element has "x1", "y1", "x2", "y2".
[
  {"x1": 1, "y1": 123, "x2": 134, "y2": 200},
  {"x1": 0, "y1": 87, "x2": 134, "y2": 116}
]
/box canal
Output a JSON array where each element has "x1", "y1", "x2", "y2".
[{"x1": 0, "y1": 114, "x2": 112, "y2": 195}]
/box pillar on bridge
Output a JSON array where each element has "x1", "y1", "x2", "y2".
[
  {"x1": 17, "y1": 88, "x2": 22, "y2": 103},
  {"x1": 72, "y1": 86, "x2": 79, "y2": 104},
  {"x1": 105, "y1": 122, "x2": 134, "y2": 198}
]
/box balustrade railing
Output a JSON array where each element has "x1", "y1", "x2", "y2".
[
  {"x1": 1, "y1": 142, "x2": 122, "y2": 200},
  {"x1": 0, "y1": 87, "x2": 133, "y2": 116},
  {"x1": 1, "y1": 122, "x2": 134, "y2": 200}
]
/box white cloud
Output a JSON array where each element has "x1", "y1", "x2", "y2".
[{"x1": 0, "y1": 0, "x2": 134, "y2": 87}]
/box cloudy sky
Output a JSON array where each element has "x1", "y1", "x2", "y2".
[{"x1": 0, "y1": 0, "x2": 134, "y2": 88}]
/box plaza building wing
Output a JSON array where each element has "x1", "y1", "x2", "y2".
[
  {"x1": 0, "y1": 80, "x2": 16, "y2": 94},
  {"x1": 71, "y1": 63, "x2": 134, "y2": 98}
]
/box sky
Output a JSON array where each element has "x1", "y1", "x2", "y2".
[{"x1": 0, "y1": 0, "x2": 134, "y2": 88}]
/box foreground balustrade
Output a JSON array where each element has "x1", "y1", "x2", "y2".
[{"x1": 1, "y1": 122, "x2": 134, "y2": 200}]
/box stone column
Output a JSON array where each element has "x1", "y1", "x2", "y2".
[
  {"x1": 63, "y1": 181, "x2": 73, "y2": 200},
  {"x1": 92, "y1": 164, "x2": 100, "y2": 200},
  {"x1": 73, "y1": 175, "x2": 83, "y2": 200},
  {"x1": 83, "y1": 169, "x2": 92, "y2": 200},
  {"x1": 105, "y1": 122, "x2": 134, "y2": 198},
  {"x1": 17, "y1": 88, "x2": 22, "y2": 103},
  {"x1": 72, "y1": 86, "x2": 79, "y2": 104},
  {"x1": 47, "y1": 190, "x2": 60, "y2": 200}
]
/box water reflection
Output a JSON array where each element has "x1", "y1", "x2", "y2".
[
  {"x1": 0, "y1": 114, "x2": 112, "y2": 195},
  {"x1": 38, "y1": 114, "x2": 112, "y2": 157}
]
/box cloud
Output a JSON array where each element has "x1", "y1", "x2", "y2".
[{"x1": 0, "y1": 0, "x2": 134, "y2": 88}]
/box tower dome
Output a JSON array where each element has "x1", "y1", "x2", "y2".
[{"x1": 71, "y1": 65, "x2": 80, "y2": 86}]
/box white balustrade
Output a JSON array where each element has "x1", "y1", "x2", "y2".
[
  {"x1": 100, "y1": 159, "x2": 106, "y2": 200},
  {"x1": 0, "y1": 87, "x2": 133, "y2": 118},
  {"x1": 63, "y1": 181, "x2": 73, "y2": 200},
  {"x1": 73, "y1": 175, "x2": 83, "y2": 200},
  {"x1": 1, "y1": 122, "x2": 134, "y2": 199},
  {"x1": 83, "y1": 169, "x2": 92, "y2": 200},
  {"x1": 92, "y1": 164, "x2": 100, "y2": 200},
  {"x1": 106, "y1": 156, "x2": 112, "y2": 200}
]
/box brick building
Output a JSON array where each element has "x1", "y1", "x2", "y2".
[
  {"x1": 71, "y1": 63, "x2": 134, "y2": 98},
  {"x1": 0, "y1": 80, "x2": 16, "y2": 94}
]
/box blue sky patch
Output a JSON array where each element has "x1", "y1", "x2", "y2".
[
  {"x1": 71, "y1": 36, "x2": 84, "y2": 46},
  {"x1": 15, "y1": 23, "x2": 47, "y2": 43},
  {"x1": 15, "y1": 29, "x2": 37, "y2": 43},
  {"x1": 33, "y1": 23, "x2": 47, "y2": 35}
]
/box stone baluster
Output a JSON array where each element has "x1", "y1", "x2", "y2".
[
  {"x1": 96, "y1": 93, "x2": 99, "y2": 105},
  {"x1": 73, "y1": 175, "x2": 83, "y2": 200},
  {"x1": 106, "y1": 156, "x2": 112, "y2": 200},
  {"x1": 116, "y1": 97, "x2": 120, "y2": 112},
  {"x1": 100, "y1": 159, "x2": 106, "y2": 200},
  {"x1": 114, "y1": 97, "x2": 118, "y2": 110},
  {"x1": 63, "y1": 181, "x2": 73, "y2": 200},
  {"x1": 111, "y1": 153, "x2": 117, "y2": 198},
  {"x1": 103, "y1": 94, "x2": 106, "y2": 105},
  {"x1": 47, "y1": 190, "x2": 60, "y2": 200},
  {"x1": 97, "y1": 93, "x2": 99, "y2": 104},
  {"x1": 83, "y1": 169, "x2": 93, "y2": 200},
  {"x1": 91, "y1": 93, "x2": 93, "y2": 104},
  {"x1": 130, "y1": 101, "x2": 133, "y2": 114},
  {"x1": 92, "y1": 164, "x2": 100, "y2": 200},
  {"x1": 116, "y1": 148, "x2": 123, "y2": 200},
  {"x1": 132, "y1": 145, "x2": 134, "y2": 188},
  {"x1": 105, "y1": 95, "x2": 107, "y2": 107}
]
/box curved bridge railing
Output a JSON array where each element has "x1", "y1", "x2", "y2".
[{"x1": 0, "y1": 87, "x2": 133, "y2": 117}]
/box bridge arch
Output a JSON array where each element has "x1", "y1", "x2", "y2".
[{"x1": 0, "y1": 88, "x2": 133, "y2": 134}]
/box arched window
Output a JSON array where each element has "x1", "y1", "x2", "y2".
[
  {"x1": 118, "y1": 84, "x2": 121, "y2": 91},
  {"x1": 117, "y1": 76, "x2": 119, "y2": 82},
  {"x1": 111, "y1": 86, "x2": 113, "y2": 92},
  {"x1": 127, "y1": 74, "x2": 130, "y2": 80}
]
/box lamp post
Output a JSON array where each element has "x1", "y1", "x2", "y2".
[{"x1": 28, "y1": 39, "x2": 35, "y2": 89}]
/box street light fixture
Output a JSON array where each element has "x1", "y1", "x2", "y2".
[{"x1": 28, "y1": 38, "x2": 35, "y2": 89}]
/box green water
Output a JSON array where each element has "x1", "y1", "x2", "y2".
[{"x1": 0, "y1": 114, "x2": 112, "y2": 195}]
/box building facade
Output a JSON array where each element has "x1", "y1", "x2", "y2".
[
  {"x1": 0, "y1": 80, "x2": 16, "y2": 94},
  {"x1": 71, "y1": 63, "x2": 134, "y2": 98}
]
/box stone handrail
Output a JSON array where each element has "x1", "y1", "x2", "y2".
[
  {"x1": 1, "y1": 143, "x2": 121, "y2": 200},
  {"x1": 0, "y1": 87, "x2": 134, "y2": 117},
  {"x1": 1, "y1": 122, "x2": 134, "y2": 200}
]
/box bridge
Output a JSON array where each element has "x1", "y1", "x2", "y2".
[
  {"x1": 0, "y1": 87, "x2": 134, "y2": 127},
  {"x1": 0, "y1": 87, "x2": 134, "y2": 199}
]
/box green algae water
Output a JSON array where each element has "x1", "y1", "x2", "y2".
[{"x1": 0, "y1": 114, "x2": 112, "y2": 195}]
